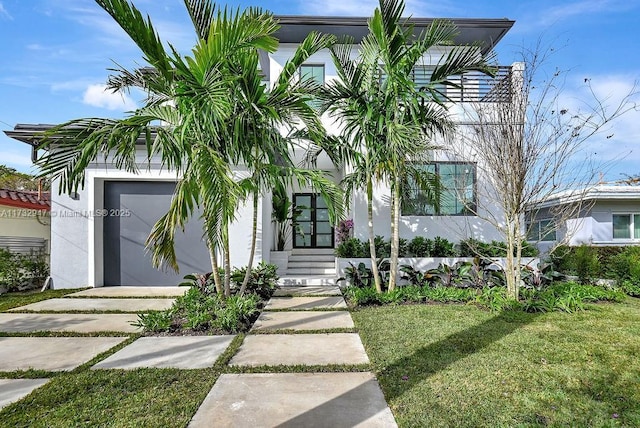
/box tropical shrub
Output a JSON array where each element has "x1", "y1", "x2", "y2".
[
  {"x1": 607, "y1": 246, "x2": 640, "y2": 285},
  {"x1": 458, "y1": 238, "x2": 539, "y2": 257},
  {"x1": 573, "y1": 244, "x2": 601, "y2": 284},
  {"x1": 180, "y1": 263, "x2": 278, "y2": 299},
  {"x1": 407, "y1": 236, "x2": 433, "y2": 257},
  {"x1": 230, "y1": 262, "x2": 279, "y2": 299},
  {"x1": 0, "y1": 248, "x2": 48, "y2": 292},
  {"x1": 334, "y1": 237, "x2": 368, "y2": 258},
  {"x1": 432, "y1": 236, "x2": 456, "y2": 257},
  {"x1": 133, "y1": 287, "x2": 260, "y2": 333}
]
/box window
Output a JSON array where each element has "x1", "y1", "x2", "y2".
[
  {"x1": 527, "y1": 219, "x2": 557, "y2": 242},
  {"x1": 612, "y1": 214, "x2": 640, "y2": 239},
  {"x1": 299, "y1": 64, "x2": 324, "y2": 108},
  {"x1": 299, "y1": 64, "x2": 324, "y2": 86},
  {"x1": 402, "y1": 162, "x2": 476, "y2": 216}
]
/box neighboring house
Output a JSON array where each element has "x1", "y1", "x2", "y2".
[
  {"x1": 527, "y1": 185, "x2": 640, "y2": 253},
  {"x1": 5, "y1": 15, "x2": 516, "y2": 288},
  {"x1": 0, "y1": 188, "x2": 50, "y2": 256}
]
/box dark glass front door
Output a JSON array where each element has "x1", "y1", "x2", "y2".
[{"x1": 293, "y1": 193, "x2": 334, "y2": 248}]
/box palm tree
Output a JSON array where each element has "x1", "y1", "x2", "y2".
[
  {"x1": 321, "y1": 0, "x2": 495, "y2": 291},
  {"x1": 37, "y1": 0, "x2": 342, "y2": 296}
]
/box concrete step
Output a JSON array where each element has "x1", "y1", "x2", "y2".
[
  {"x1": 286, "y1": 268, "x2": 336, "y2": 275},
  {"x1": 277, "y1": 276, "x2": 337, "y2": 286},
  {"x1": 288, "y1": 255, "x2": 335, "y2": 263},
  {"x1": 290, "y1": 248, "x2": 335, "y2": 256},
  {"x1": 287, "y1": 261, "x2": 335, "y2": 269}
]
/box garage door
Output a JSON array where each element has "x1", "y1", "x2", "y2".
[{"x1": 103, "y1": 181, "x2": 211, "y2": 286}]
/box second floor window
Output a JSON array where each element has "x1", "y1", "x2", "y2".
[
  {"x1": 402, "y1": 162, "x2": 476, "y2": 216},
  {"x1": 299, "y1": 64, "x2": 324, "y2": 86}
]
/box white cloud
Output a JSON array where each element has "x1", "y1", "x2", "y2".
[
  {"x1": 0, "y1": 2, "x2": 12, "y2": 20},
  {"x1": 557, "y1": 74, "x2": 640, "y2": 169},
  {"x1": 541, "y1": 0, "x2": 632, "y2": 25},
  {"x1": 82, "y1": 84, "x2": 137, "y2": 111}
]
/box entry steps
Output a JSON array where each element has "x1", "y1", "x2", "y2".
[{"x1": 285, "y1": 248, "x2": 336, "y2": 276}]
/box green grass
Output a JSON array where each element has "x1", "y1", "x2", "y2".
[
  {"x1": 0, "y1": 369, "x2": 219, "y2": 427},
  {"x1": 0, "y1": 289, "x2": 80, "y2": 312},
  {"x1": 352, "y1": 298, "x2": 640, "y2": 427}
]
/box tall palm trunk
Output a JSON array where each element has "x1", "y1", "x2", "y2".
[
  {"x1": 388, "y1": 173, "x2": 401, "y2": 291},
  {"x1": 239, "y1": 190, "x2": 259, "y2": 295},
  {"x1": 367, "y1": 176, "x2": 382, "y2": 293},
  {"x1": 208, "y1": 240, "x2": 224, "y2": 295},
  {"x1": 222, "y1": 223, "x2": 232, "y2": 297}
]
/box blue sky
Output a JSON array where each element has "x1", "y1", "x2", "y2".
[{"x1": 1, "y1": 0, "x2": 639, "y2": 181}]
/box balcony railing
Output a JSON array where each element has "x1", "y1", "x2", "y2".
[{"x1": 411, "y1": 65, "x2": 513, "y2": 103}]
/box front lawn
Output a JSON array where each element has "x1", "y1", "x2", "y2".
[
  {"x1": 1, "y1": 369, "x2": 218, "y2": 427},
  {"x1": 353, "y1": 298, "x2": 640, "y2": 427}
]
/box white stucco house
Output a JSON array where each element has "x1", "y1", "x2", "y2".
[
  {"x1": 5, "y1": 15, "x2": 518, "y2": 289},
  {"x1": 527, "y1": 185, "x2": 640, "y2": 253}
]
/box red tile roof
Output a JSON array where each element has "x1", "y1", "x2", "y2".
[{"x1": 0, "y1": 188, "x2": 50, "y2": 211}]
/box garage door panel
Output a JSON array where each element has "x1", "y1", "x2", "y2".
[{"x1": 104, "y1": 181, "x2": 210, "y2": 286}]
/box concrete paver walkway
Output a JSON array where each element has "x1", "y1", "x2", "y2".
[
  {"x1": 273, "y1": 286, "x2": 342, "y2": 296},
  {"x1": 67, "y1": 286, "x2": 187, "y2": 298},
  {"x1": 192, "y1": 283, "x2": 397, "y2": 427},
  {"x1": 264, "y1": 296, "x2": 347, "y2": 310},
  {"x1": 0, "y1": 379, "x2": 49, "y2": 410},
  {"x1": 252, "y1": 310, "x2": 354, "y2": 331},
  {"x1": 230, "y1": 333, "x2": 369, "y2": 366},
  {"x1": 8, "y1": 298, "x2": 174, "y2": 313},
  {"x1": 189, "y1": 372, "x2": 397, "y2": 428},
  {"x1": 0, "y1": 313, "x2": 140, "y2": 333},
  {"x1": 93, "y1": 336, "x2": 235, "y2": 370},
  {"x1": 0, "y1": 337, "x2": 127, "y2": 371}
]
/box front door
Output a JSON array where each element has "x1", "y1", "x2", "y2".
[{"x1": 293, "y1": 193, "x2": 334, "y2": 248}]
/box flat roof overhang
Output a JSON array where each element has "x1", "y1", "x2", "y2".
[{"x1": 274, "y1": 16, "x2": 515, "y2": 55}]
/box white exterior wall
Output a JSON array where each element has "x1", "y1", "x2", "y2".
[
  {"x1": 49, "y1": 155, "x2": 261, "y2": 289},
  {"x1": 0, "y1": 205, "x2": 50, "y2": 246},
  {"x1": 270, "y1": 45, "x2": 508, "y2": 245},
  {"x1": 567, "y1": 200, "x2": 640, "y2": 246}
]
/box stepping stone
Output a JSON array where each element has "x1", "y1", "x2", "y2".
[
  {"x1": 264, "y1": 296, "x2": 347, "y2": 310},
  {"x1": 92, "y1": 336, "x2": 235, "y2": 370},
  {"x1": 0, "y1": 379, "x2": 49, "y2": 410},
  {"x1": 8, "y1": 298, "x2": 174, "y2": 313},
  {"x1": 0, "y1": 313, "x2": 140, "y2": 333},
  {"x1": 0, "y1": 337, "x2": 127, "y2": 371},
  {"x1": 252, "y1": 311, "x2": 354, "y2": 331},
  {"x1": 188, "y1": 372, "x2": 397, "y2": 427},
  {"x1": 230, "y1": 333, "x2": 369, "y2": 366},
  {"x1": 67, "y1": 286, "x2": 188, "y2": 298},
  {"x1": 273, "y1": 286, "x2": 342, "y2": 296}
]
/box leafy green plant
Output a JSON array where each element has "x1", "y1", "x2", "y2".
[
  {"x1": 334, "y1": 237, "x2": 368, "y2": 258},
  {"x1": 132, "y1": 310, "x2": 174, "y2": 331},
  {"x1": 0, "y1": 248, "x2": 48, "y2": 292},
  {"x1": 230, "y1": 262, "x2": 279, "y2": 299},
  {"x1": 374, "y1": 235, "x2": 391, "y2": 258},
  {"x1": 432, "y1": 236, "x2": 456, "y2": 257},
  {"x1": 400, "y1": 264, "x2": 430, "y2": 287},
  {"x1": 213, "y1": 294, "x2": 260, "y2": 331},
  {"x1": 608, "y1": 246, "x2": 640, "y2": 286},
  {"x1": 573, "y1": 244, "x2": 601, "y2": 284},
  {"x1": 618, "y1": 280, "x2": 640, "y2": 297},
  {"x1": 407, "y1": 236, "x2": 433, "y2": 257}
]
